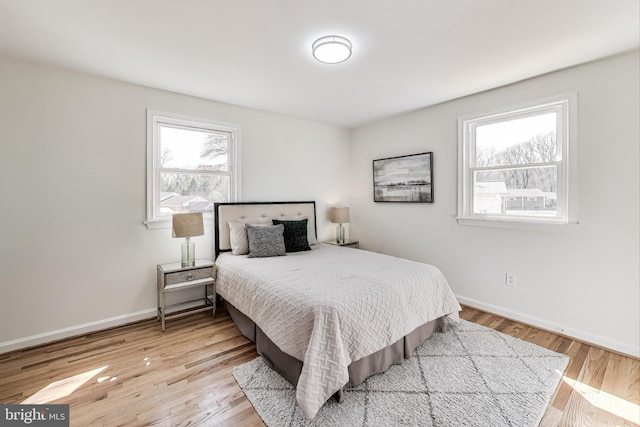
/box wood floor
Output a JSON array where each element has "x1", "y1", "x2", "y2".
[{"x1": 1, "y1": 306, "x2": 638, "y2": 426}]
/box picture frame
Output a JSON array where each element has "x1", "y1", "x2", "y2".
[{"x1": 373, "y1": 152, "x2": 433, "y2": 203}]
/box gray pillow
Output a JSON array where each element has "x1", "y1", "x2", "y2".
[{"x1": 246, "y1": 224, "x2": 286, "y2": 258}]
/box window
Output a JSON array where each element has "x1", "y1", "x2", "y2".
[
  {"x1": 457, "y1": 93, "x2": 578, "y2": 230},
  {"x1": 146, "y1": 110, "x2": 239, "y2": 228}
]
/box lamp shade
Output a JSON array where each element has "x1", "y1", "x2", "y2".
[
  {"x1": 172, "y1": 213, "x2": 204, "y2": 238},
  {"x1": 330, "y1": 207, "x2": 350, "y2": 224}
]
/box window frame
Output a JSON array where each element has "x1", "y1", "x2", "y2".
[
  {"x1": 145, "y1": 110, "x2": 241, "y2": 229},
  {"x1": 457, "y1": 93, "x2": 579, "y2": 232}
]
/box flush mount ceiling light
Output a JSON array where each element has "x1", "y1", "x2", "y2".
[{"x1": 312, "y1": 35, "x2": 352, "y2": 64}]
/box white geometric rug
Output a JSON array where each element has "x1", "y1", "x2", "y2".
[{"x1": 233, "y1": 319, "x2": 569, "y2": 427}]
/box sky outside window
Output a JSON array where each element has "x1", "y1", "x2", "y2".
[
  {"x1": 160, "y1": 127, "x2": 227, "y2": 169},
  {"x1": 476, "y1": 113, "x2": 556, "y2": 152}
]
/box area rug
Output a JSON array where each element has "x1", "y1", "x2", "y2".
[{"x1": 233, "y1": 319, "x2": 569, "y2": 426}]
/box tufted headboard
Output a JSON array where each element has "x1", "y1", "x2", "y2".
[{"x1": 214, "y1": 201, "x2": 317, "y2": 258}]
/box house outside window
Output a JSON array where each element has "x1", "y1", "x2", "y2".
[
  {"x1": 146, "y1": 110, "x2": 240, "y2": 228},
  {"x1": 457, "y1": 93, "x2": 578, "y2": 231}
]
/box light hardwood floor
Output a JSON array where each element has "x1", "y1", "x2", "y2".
[{"x1": 1, "y1": 306, "x2": 638, "y2": 426}]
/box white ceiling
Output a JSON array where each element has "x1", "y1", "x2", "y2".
[{"x1": 1, "y1": 1, "x2": 638, "y2": 128}]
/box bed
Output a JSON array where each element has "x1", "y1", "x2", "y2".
[{"x1": 214, "y1": 201, "x2": 461, "y2": 419}]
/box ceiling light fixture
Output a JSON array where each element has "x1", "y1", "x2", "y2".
[{"x1": 312, "y1": 35, "x2": 352, "y2": 64}]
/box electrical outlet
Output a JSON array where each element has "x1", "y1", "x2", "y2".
[{"x1": 505, "y1": 273, "x2": 517, "y2": 287}]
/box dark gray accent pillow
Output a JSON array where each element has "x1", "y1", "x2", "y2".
[
  {"x1": 272, "y1": 219, "x2": 311, "y2": 253},
  {"x1": 246, "y1": 224, "x2": 286, "y2": 258}
]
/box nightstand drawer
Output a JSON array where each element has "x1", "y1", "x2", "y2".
[{"x1": 165, "y1": 267, "x2": 213, "y2": 286}]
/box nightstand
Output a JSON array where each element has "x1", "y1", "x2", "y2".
[
  {"x1": 157, "y1": 259, "x2": 215, "y2": 331},
  {"x1": 324, "y1": 239, "x2": 359, "y2": 249}
]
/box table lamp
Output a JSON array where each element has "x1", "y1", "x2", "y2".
[
  {"x1": 172, "y1": 213, "x2": 204, "y2": 267},
  {"x1": 330, "y1": 207, "x2": 350, "y2": 244}
]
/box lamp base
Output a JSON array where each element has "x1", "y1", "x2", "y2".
[
  {"x1": 336, "y1": 223, "x2": 345, "y2": 244},
  {"x1": 181, "y1": 237, "x2": 195, "y2": 267}
]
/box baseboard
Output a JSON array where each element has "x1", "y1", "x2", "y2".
[
  {"x1": 456, "y1": 295, "x2": 640, "y2": 359},
  {"x1": 4, "y1": 297, "x2": 638, "y2": 359},
  {"x1": 0, "y1": 308, "x2": 157, "y2": 354}
]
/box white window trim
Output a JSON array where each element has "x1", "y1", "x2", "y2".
[
  {"x1": 457, "y1": 93, "x2": 580, "y2": 232},
  {"x1": 144, "y1": 109, "x2": 241, "y2": 229}
]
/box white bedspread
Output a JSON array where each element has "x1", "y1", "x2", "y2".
[{"x1": 215, "y1": 243, "x2": 461, "y2": 419}]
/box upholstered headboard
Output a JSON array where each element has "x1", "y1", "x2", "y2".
[{"x1": 214, "y1": 201, "x2": 317, "y2": 258}]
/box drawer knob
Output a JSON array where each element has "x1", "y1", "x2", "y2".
[{"x1": 187, "y1": 273, "x2": 194, "y2": 280}]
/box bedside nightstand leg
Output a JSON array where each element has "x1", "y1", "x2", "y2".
[
  {"x1": 212, "y1": 287, "x2": 216, "y2": 318},
  {"x1": 160, "y1": 289, "x2": 166, "y2": 332}
]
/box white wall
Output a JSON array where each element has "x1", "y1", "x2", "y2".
[
  {"x1": 0, "y1": 56, "x2": 349, "y2": 351},
  {"x1": 349, "y1": 51, "x2": 640, "y2": 357},
  {"x1": 2, "y1": 51, "x2": 637, "y2": 357}
]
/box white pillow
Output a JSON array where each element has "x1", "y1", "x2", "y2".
[{"x1": 228, "y1": 220, "x2": 269, "y2": 255}]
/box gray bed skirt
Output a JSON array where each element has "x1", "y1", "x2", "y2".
[{"x1": 225, "y1": 301, "x2": 448, "y2": 402}]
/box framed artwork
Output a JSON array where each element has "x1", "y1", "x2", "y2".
[{"x1": 373, "y1": 152, "x2": 433, "y2": 203}]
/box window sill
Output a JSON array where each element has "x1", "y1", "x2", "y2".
[
  {"x1": 456, "y1": 217, "x2": 581, "y2": 233},
  {"x1": 144, "y1": 219, "x2": 171, "y2": 230}
]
